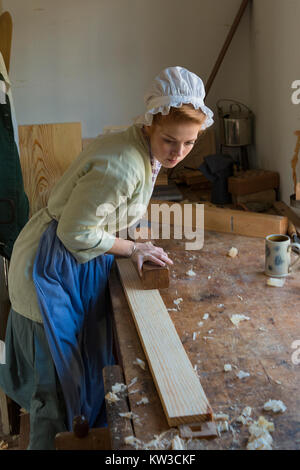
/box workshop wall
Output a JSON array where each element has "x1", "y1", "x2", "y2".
[
  {"x1": 250, "y1": 0, "x2": 300, "y2": 204},
  {"x1": 2, "y1": 0, "x2": 250, "y2": 139}
]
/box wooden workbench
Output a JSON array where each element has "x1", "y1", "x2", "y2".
[{"x1": 108, "y1": 229, "x2": 300, "y2": 450}]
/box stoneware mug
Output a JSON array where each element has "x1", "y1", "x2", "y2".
[{"x1": 265, "y1": 234, "x2": 300, "y2": 277}]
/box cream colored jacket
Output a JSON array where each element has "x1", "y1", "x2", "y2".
[{"x1": 8, "y1": 125, "x2": 153, "y2": 323}]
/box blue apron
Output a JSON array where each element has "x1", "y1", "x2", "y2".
[{"x1": 32, "y1": 220, "x2": 115, "y2": 431}]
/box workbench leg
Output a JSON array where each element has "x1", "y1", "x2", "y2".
[{"x1": 0, "y1": 387, "x2": 10, "y2": 435}]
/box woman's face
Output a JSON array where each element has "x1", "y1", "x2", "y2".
[{"x1": 144, "y1": 121, "x2": 201, "y2": 168}]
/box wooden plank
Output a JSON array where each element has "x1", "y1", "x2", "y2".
[
  {"x1": 273, "y1": 201, "x2": 300, "y2": 235},
  {"x1": 116, "y1": 258, "x2": 213, "y2": 427},
  {"x1": 228, "y1": 170, "x2": 279, "y2": 196},
  {"x1": 0, "y1": 11, "x2": 12, "y2": 73},
  {"x1": 148, "y1": 200, "x2": 288, "y2": 238},
  {"x1": 19, "y1": 122, "x2": 82, "y2": 216}
]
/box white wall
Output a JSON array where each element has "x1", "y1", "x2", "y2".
[
  {"x1": 3, "y1": 0, "x2": 250, "y2": 139},
  {"x1": 250, "y1": 0, "x2": 300, "y2": 203}
]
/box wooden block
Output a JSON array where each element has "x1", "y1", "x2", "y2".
[
  {"x1": 228, "y1": 170, "x2": 279, "y2": 196},
  {"x1": 148, "y1": 200, "x2": 288, "y2": 238},
  {"x1": 19, "y1": 122, "x2": 82, "y2": 216},
  {"x1": 179, "y1": 421, "x2": 218, "y2": 440},
  {"x1": 141, "y1": 262, "x2": 170, "y2": 290},
  {"x1": 116, "y1": 258, "x2": 213, "y2": 427}
]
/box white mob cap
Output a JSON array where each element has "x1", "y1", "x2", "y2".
[{"x1": 135, "y1": 66, "x2": 214, "y2": 129}]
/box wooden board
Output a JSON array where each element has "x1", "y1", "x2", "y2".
[
  {"x1": 228, "y1": 170, "x2": 279, "y2": 196},
  {"x1": 19, "y1": 122, "x2": 82, "y2": 216},
  {"x1": 148, "y1": 200, "x2": 288, "y2": 238},
  {"x1": 291, "y1": 131, "x2": 300, "y2": 199},
  {"x1": 273, "y1": 201, "x2": 300, "y2": 235},
  {"x1": 116, "y1": 258, "x2": 213, "y2": 427},
  {"x1": 0, "y1": 12, "x2": 12, "y2": 74}
]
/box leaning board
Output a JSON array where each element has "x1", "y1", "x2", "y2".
[{"x1": 116, "y1": 258, "x2": 213, "y2": 426}]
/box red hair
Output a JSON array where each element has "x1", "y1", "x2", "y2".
[{"x1": 152, "y1": 104, "x2": 207, "y2": 128}]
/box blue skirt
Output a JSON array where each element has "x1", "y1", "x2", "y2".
[{"x1": 32, "y1": 220, "x2": 115, "y2": 431}]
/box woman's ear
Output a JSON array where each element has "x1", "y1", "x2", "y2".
[{"x1": 143, "y1": 125, "x2": 153, "y2": 138}]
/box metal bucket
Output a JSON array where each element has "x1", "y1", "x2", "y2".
[{"x1": 217, "y1": 99, "x2": 253, "y2": 147}]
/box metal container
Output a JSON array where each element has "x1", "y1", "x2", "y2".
[{"x1": 217, "y1": 99, "x2": 253, "y2": 147}]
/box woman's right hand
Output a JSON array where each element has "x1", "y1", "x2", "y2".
[{"x1": 131, "y1": 241, "x2": 173, "y2": 277}]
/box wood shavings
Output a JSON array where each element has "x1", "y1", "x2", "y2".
[
  {"x1": 125, "y1": 429, "x2": 179, "y2": 450},
  {"x1": 124, "y1": 435, "x2": 143, "y2": 448},
  {"x1": 246, "y1": 416, "x2": 274, "y2": 450},
  {"x1": 0, "y1": 440, "x2": 8, "y2": 450},
  {"x1": 127, "y1": 377, "x2": 138, "y2": 388},
  {"x1": 230, "y1": 314, "x2": 250, "y2": 326},
  {"x1": 224, "y1": 364, "x2": 232, "y2": 372},
  {"x1": 105, "y1": 391, "x2": 120, "y2": 403},
  {"x1": 242, "y1": 406, "x2": 252, "y2": 417},
  {"x1": 213, "y1": 413, "x2": 229, "y2": 421},
  {"x1": 227, "y1": 247, "x2": 238, "y2": 258},
  {"x1": 236, "y1": 406, "x2": 252, "y2": 425},
  {"x1": 171, "y1": 435, "x2": 186, "y2": 450},
  {"x1": 111, "y1": 382, "x2": 127, "y2": 394},
  {"x1": 133, "y1": 358, "x2": 146, "y2": 370},
  {"x1": 217, "y1": 421, "x2": 229, "y2": 434},
  {"x1": 236, "y1": 370, "x2": 250, "y2": 379},
  {"x1": 266, "y1": 277, "x2": 286, "y2": 287},
  {"x1": 263, "y1": 399, "x2": 287, "y2": 413},
  {"x1": 186, "y1": 269, "x2": 196, "y2": 277},
  {"x1": 173, "y1": 298, "x2": 183, "y2": 309},
  {"x1": 136, "y1": 397, "x2": 149, "y2": 405},
  {"x1": 119, "y1": 412, "x2": 139, "y2": 420}
]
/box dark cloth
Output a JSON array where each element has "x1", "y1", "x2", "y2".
[
  {"x1": 0, "y1": 73, "x2": 29, "y2": 259},
  {"x1": 0, "y1": 308, "x2": 67, "y2": 450}
]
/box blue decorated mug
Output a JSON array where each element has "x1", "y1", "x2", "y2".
[{"x1": 265, "y1": 234, "x2": 300, "y2": 277}]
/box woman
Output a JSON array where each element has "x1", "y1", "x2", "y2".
[{"x1": 0, "y1": 66, "x2": 213, "y2": 449}]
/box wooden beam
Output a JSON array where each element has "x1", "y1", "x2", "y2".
[
  {"x1": 116, "y1": 258, "x2": 213, "y2": 427},
  {"x1": 273, "y1": 201, "x2": 300, "y2": 235},
  {"x1": 0, "y1": 12, "x2": 12, "y2": 74},
  {"x1": 148, "y1": 200, "x2": 288, "y2": 238}
]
